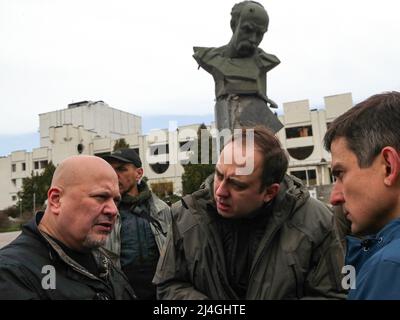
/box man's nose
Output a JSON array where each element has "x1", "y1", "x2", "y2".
[
  {"x1": 104, "y1": 199, "x2": 118, "y2": 217},
  {"x1": 330, "y1": 184, "x2": 344, "y2": 206},
  {"x1": 215, "y1": 180, "x2": 229, "y2": 198},
  {"x1": 249, "y1": 32, "x2": 261, "y2": 45}
]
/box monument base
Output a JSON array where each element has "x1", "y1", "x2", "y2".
[{"x1": 214, "y1": 95, "x2": 283, "y2": 134}]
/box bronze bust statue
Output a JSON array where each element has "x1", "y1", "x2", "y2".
[{"x1": 193, "y1": 1, "x2": 283, "y2": 133}]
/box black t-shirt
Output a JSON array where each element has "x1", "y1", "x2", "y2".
[
  {"x1": 214, "y1": 202, "x2": 273, "y2": 299},
  {"x1": 49, "y1": 236, "x2": 100, "y2": 278}
]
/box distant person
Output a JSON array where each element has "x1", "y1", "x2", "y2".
[
  {"x1": 154, "y1": 127, "x2": 345, "y2": 299},
  {"x1": 324, "y1": 91, "x2": 400, "y2": 299},
  {"x1": 103, "y1": 148, "x2": 171, "y2": 300},
  {"x1": 0, "y1": 156, "x2": 136, "y2": 300}
]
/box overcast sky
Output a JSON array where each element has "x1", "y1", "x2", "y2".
[{"x1": 1, "y1": 0, "x2": 400, "y2": 136}]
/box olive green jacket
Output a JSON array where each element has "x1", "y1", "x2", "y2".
[{"x1": 154, "y1": 175, "x2": 346, "y2": 300}]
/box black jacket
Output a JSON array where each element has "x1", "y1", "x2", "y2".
[{"x1": 0, "y1": 213, "x2": 136, "y2": 300}]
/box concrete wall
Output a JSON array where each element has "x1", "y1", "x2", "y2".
[
  {"x1": 39, "y1": 101, "x2": 141, "y2": 147},
  {"x1": 278, "y1": 92, "x2": 353, "y2": 187},
  {"x1": 0, "y1": 157, "x2": 12, "y2": 209},
  {"x1": 325, "y1": 92, "x2": 353, "y2": 120},
  {"x1": 283, "y1": 99, "x2": 311, "y2": 124}
]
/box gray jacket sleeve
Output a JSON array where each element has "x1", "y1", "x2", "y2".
[
  {"x1": 149, "y1": 194, "x2": 173, "y2": 252},
  {"x1": 302, "y1": 210, "x2": 347, "y2": 299},
  {"x1": 152, "y1": 207, "x2": 209, "y2": 300}
]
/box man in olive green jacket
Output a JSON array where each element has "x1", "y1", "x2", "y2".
[{"x1": 154, "y1": 127, "x2": 346, "y2": 299}]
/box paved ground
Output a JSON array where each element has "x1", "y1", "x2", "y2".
[{"x1": 0, "y1": 231, "x2": 21, "y2": 249}]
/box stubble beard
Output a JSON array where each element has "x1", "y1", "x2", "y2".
[
  {"x1": 124, "y1": 181, "x2": 139, "y2": 196},
  {"x1": 82, "y1": 233, "x2": 108, "y2": 249}
]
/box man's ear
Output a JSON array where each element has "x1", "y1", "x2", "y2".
[
  {"x1": 47, "y1": 187, "x2": 62, "y2": 215},
  {"x1": 263, "y1": 183, "x2": 280, "y2": 203},
  {"x1": 136, "y1": 167, "x2": 144, "y2": 182},
  {"x1": 382, "y1": 147, "x2": 400, "y2": 186}
]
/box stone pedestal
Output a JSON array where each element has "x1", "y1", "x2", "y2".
[{"x1": 214, "y1": 95, "x2": 283, "y2": 134}]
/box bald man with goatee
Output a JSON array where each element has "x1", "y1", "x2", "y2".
[{"x1": 0, "y1": 156, "x2": 136, "y2": 300}]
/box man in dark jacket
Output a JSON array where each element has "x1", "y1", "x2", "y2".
[
  {"x1": 154, "y1": 127, "x2": 346, "y2": 300},
  {"x1": 103, "y1": 148, "x2": 171, "y2": 300},
  {"x1": 325, "y1": 91, "x2": 400, "y2": 299},
  {"x1": 0, "y1": 155, "x2": 136, "y2": 300}
]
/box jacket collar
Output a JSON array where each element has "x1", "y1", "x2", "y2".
[
  {"x1": 120, "y1": 180, "x2": 152, "y2": 209},
  {"x1": 22, "y1": 211, "x2": 47, "y2": 243},
  {"x1": 23, "y1": 212, "x2": 108, "y2": 281},
  {"x1": 346, "y1": 218, "x2": 400, "y2": 271}
]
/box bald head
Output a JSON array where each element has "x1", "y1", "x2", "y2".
[
  {"x1": 51, "y1": 155, "x2": 118, "y2": 190},
  {"x1": 40, "y1": 155, "x2": 120, "y2": 251}
]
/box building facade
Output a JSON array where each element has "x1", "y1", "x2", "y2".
[
  {"x1": 277, "y1": 92, "x2": 353, "y2": 201},
  {"x1": 0, "y1": 93, "x2": 353, "y2": 210}
]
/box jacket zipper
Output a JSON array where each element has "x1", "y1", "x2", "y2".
[
  {"x1": 287, "y1": 252, "x2": 304, "y2": 299},
  {"x1": 247, "y1": 222, "x2": 284, "y2": 298}
]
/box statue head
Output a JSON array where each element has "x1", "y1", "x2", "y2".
[{"x1": 229, "y1": 1, "x2": 269, "y2": 57}]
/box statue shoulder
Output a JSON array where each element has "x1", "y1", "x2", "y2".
[
  {"x1": 257, "y1": 49, "x2": 281, "y2": 71},
  {"x1": 193, "y1": 46, "x2": 225, "y2": 65}
]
